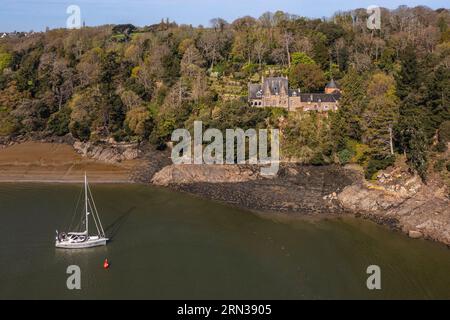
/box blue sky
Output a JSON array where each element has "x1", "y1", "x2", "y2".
[{"x1": 0, "y1": 0, "x2": 448, "y2": 32}]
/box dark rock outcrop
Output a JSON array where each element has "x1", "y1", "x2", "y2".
[{"x1": 152, "y1": 163, "x2": 355, "y2": 214}]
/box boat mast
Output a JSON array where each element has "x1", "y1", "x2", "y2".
[{"x1": 85, "y1": 172, "x2": 88, "y2": 235}]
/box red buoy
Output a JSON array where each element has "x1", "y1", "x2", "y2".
[{"x1": 103, "y1": 259, "x2": 109, "y2": 269}]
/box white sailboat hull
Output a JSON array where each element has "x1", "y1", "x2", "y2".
[{"x1": 55, "y1": 236, "x2": 108, "y2": 249}]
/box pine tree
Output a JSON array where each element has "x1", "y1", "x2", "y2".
[
  {"x1": 331, "y1": 69, "x2": 367, "y2": 150},
  {"x1": 395, "y1": 46, "x2": 429, "y2": 180},
  {"x1": 396, "y1": 95, "x2": 429, "y2": 180},
  {"x1": 396, "y1": 46, "x2": 419, "y2": 100},
  {"x1": 425, "y1": 65, "x2": 450, "y2": 138}
]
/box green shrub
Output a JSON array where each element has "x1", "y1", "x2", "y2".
[
  {"x1": 291, "y1": 52, "x2": 315, "y2": 66},
  {"x1": 0, "y1": 106, "x2": 18, "y2": 136},
  {"x1": 242, "y1": 63, "x2": 258, "y2": 76},
  {"x1": 212, "y1": 63, "x2": 227, "y2": 76},
  {"x1": 268, "y1": 107, "x2": 288, "y2": 120},
  {"x1": 365, "y1": 155, "x2": 395, "y2": 180},
  {"x1": 69, "y1": 121, "x2": 90, "y2": 142},
  {"x1": 47, "y1": 108, "x2": 71, "y2": 136},
  {"x1": 311, "y1": 152, "x2": 326, "y2": 166},
  {"x1": 0, "y1": 52, "x2": 12, "y2": 72},
  {"x1": 338, "y1": 149, "x2": 352, "y2": 164}
]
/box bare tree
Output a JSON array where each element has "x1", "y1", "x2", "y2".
[
  {"x1": 282, "y1": 31, "x2": 294, "y2": 68},
  {"x1": 181, "y1": 45, "x2": 205, "y2": 78},
  {"x1": 51, "y1": 59, "x2": 73, "y2": 110},
  {"x1": 198, "y1": 31, "x2": 226, "y2": 70},
  {"x1": 210, "y1": 18, "x2": 228, "y2": 32}
]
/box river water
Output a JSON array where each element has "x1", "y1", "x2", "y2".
[{"x1": 0, "y1": 183, "x2": 449, "y2": 299}]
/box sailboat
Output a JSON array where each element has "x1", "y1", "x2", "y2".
[{"x1": 55, "y1": 173, "x2": 108, "y2": 249}]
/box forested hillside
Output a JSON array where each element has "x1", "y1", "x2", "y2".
[{"x1": 0, "y1": 6, "x2": 449, "y2": 179}]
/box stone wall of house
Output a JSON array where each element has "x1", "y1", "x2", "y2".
[
  {"x1": 289, "y1": 96, "x2": 302, "y2": 111},
  {"x1": 262, "y1": 94, "x2": 288, "y2": 108},
  {"x1": 249, "y1": 97, "x2": 338, "y2": 111}
]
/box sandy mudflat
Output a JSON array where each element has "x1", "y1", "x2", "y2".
[{"x1": 0, "y1": 142, "x2": 139, "y2": 183}]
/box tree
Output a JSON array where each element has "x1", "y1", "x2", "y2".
[
  {"x1": 15, "y1": 48, "x2": 41, "y2": 95},
  {"x1": 180, "y1": 45, "x2": 205, "y2": 78},
  {"x1": 231, "y1": 16, "x2": 257, "y2": 63},
  {"x1": 331, "y1": 69, "x2": 368, "y2": 150},
  {"x1": 210, "y1": 18, "x2": 228, "y2": 32},
  {"x1": 0, "y1": 52, "x2": 12, "y2": 72},
  {"x1": 424, "y1": 64, "x2": 450, "y2": 138},
  {"x1": 282, "y1": 31, "x2": 294, "y2": 67},
  {"x1": 50, "y1": 59, "x2": 73, "y2": 111},
  {"x1": 47, "y1": 107, "x2": 71, "y2": 136},
  {"x1": 312, "y1": 38, "x2": 329, "y2": 70},
  {"x1": 291, "y1": 52, "x2": 315, "y2": 66},
  {"x1": 396, "y1": 45, "x2": 419, "y2": 100},
  {"x1": 253, "y1": 31, "x2": 270, "y2": 68},
  {"x1": 378, "y1": 48, "x2": 396, "y2": 72},
  {"x1": 395, "y1": 46, "x2": 429, "y2": 180},
  {"x1": 0, "y1": 82, "x2": 23, "y2": 136},
  {"x1": 363, "y1": 73, "x2": 399, "y2": 157},
  {"x1": 118, "y1": 88, "x2": 145, "y2": 111},
  {"x1": 125, "y1": 107, "x2": 153, "y2": 140},
  {"x1": 68, "y1": 88, "x2": 102, "y2": 141},
  {"x1": 76, "y1": 49, "x2": 101, "y2": 87},
  {"x1": 198, "y1": 30, "x2": 229, "y2": 69},
  {"x1": 398, "y1": 113, "x2": 429, "y2": 180},
  {"x1": 99, "y1": 51, "x2": 126, "y2": 137},
  {"x1": 289, "y1": 63, "x2": 326, "y2": 92}
]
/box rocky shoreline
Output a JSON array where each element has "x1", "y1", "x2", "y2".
[
  {"x1": 338, "y1": 167, "x2": 450, "y2": 246},
  {"x1": 150, "y1": 163, "x2": 354, "y2": 215},
  {"x1": 147, "y1": 160, "x2": 449, "y2": 247},
  {"x1": 0, "y1": 137, "x2": 448, "y2": 247}
]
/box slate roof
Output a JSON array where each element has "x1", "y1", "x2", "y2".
[
  {"x1": 325, "y1": 79, "x2": 338, "y2": 89},
  {"x1": 248, "y1": 83, "x2": 262, "y2": 99},
  {"x1": 299, "y1": 93, "x2": 340, "y2": 103},
  {"x1": 263, "y1": 77, "x2": 288, "y2": 95}
]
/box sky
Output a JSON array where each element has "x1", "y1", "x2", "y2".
[{"x1": 0, "y1": 0, "x2": 448, "y2": 32}]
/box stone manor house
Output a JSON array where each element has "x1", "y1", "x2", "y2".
[{"x1": 248, "y1": 76, "x2": 341, "y2": 112}]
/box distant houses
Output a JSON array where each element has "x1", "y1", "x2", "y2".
[
  {"x1": 248, "y1": 76, "x2": 341, "y2": 112},
  {"x1": 0, "y1": 31, "x2": 35, "y2": 39}
]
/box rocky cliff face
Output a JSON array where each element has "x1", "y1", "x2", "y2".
[
  {"x1": 338, "y1": 166, "x2": 450, "y2": 246},
  {"x1": 73, "y1": 140, "x2": 140, "y2": 163}
]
